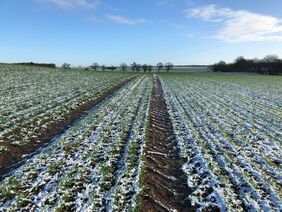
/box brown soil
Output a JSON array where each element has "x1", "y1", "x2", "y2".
[
  {"x1": 0, "y1": 77, "x2": 135, "y2": 177},
  {"x1": 139, "y1": 76, "x2": 194, "y2": 212}
]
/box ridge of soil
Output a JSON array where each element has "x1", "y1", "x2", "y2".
[
  {"x1": 140, "y1": 76, "x2": 194, "y2": 212},
  {"x1": 0, "y1": 77, "x2": 135, "y2": 178}
]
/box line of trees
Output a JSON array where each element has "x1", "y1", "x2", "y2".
[
  {"x1": 79, "y1": 62, "x2": 174, "y2": 72},
  {"x1": 129, "y1": 62, "x2": 173, "y2": 72},
  {"x1": 13, "y1": 62, "x2": 56, "y2": 68},
  {"x1": 211, "y1": 55, "x2": 282, "y2": 75},
  {"x1": 62, "y1": 63, "x2": 71, "y2": 69}
]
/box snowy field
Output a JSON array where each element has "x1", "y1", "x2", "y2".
[{"x1": 0, "y1": 66, "x2": 281, "y2": 211}]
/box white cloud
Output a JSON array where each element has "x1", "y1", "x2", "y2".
[
  {"x1": 43, "y1": 0, "x2": 100, "y2": 9},
  {"x1": 106, "y1": 15, "x2": 145, "y2": 25},
  {"x1": 185, "y1": 4, "x2": 282, "y2": 42}
]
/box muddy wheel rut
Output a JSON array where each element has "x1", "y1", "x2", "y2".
[
  {"x1": 0, "y1": 77, "x2": 135, "y2": 178},
  {"x1": 140, "y1": 76, "x2": 194, "y2": 212}
]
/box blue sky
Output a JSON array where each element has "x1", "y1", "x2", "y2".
[{"x1": 1, "y1": 0, "x2": 282, "y2": 66}]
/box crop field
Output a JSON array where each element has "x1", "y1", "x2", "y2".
[
  {"x1": 0, "y1": 66, "x2": 281, "y2": 211},
  {"x1": 161, "y1": 73, "x2": 282, "y2": 211},
  {"x1": 0, "y1": 65, "x2": 134, "y2": 174}
]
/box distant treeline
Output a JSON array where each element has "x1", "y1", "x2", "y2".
[
  {"x1": 81, "y1": 62, "x2": 174, "y2": 72},
  {"x1": 12, "y1": 62, "x2": 56, "y2": 68},
  {"x1": 211, "y1": 55, "x2": 282, "y2": 75},
  {"x1": 174, "y1": 65, "x2": 207, "y2": 67}
]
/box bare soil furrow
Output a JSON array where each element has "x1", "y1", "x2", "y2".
[{"x1": 140, "y1": 76, "x2": 193, "y2": 212}]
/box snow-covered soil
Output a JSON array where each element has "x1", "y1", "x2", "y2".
[
  {"x1": 0, "y1": 65, "x2": 133, "y2": 152},
  {"x1": 0, "y1": 69, "x2": 281, "y2": 211},
  {"x1": 161, "y1": 73, "x2": 282, "y2": 211},
  {"x1": 0, "y1": 73, "x2": 152, "y2": 211}
]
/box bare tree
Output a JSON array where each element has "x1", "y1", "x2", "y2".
[
  {"x1": 156, "y1": 62, "x2": 163, "y2": 72},
  {"x1": 101, "y1": 65, "x2": 106, "y2": 71},
  {"x1": 62, "y1": 63, "x2": 71, "y2": 69},
  {"x1": 148, "y1": 65, "x2": 153, "y2": 73},
  {"x1": 136, "y1": 64, "x2": 142, "y2": 72},
  {"x1": 91, "y1": 63, "x2": 99, "y2": 71},
  {"x1": 131, "y1": 62, "x2": 137, "y2": 72},
  {"x1": 165, "y1": 62, "x2": 173, "y2": 72},
  {"x1": 120, "y1": 63, "x2": 128, "y2": 71},
  {"x1": 142, "y1": 64, "x2": 148, "y2": 73},
  {"x1": 109, "y1": 65, "x2": 116, "y2": 71},
  {"x1": 263, "y1": 55, "x2": 279, "y2": 63}
]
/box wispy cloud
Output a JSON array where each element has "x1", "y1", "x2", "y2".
[
  {"x1": 106, "y1": 15, "x2": 145, "y2": 25},
  {"x1": 185, "y1": 4, "x2": 282, "y2": 42},
  {"x1": 41, "y1": 0, "x2": 100, "y2": 9}
]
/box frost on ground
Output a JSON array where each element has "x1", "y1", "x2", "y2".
[
  {"x1": 0, "y1": 69, "x2": 281, "y2": 211},
  {"x1": 0, "y1": 65, "x2": 134, "y2": 174},
  {"x1": 161, "y1": 73, "x2": 282, "y2": 211},
  {"x1": 0, "y1": 74, "x2": 152, "y2": 211}
]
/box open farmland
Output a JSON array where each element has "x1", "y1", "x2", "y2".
[
  {"x1": 0, "y1": 66, "x2": 281, "y2": 211},
  {"x1": 161, "y1": 73, "x2": 282, "y2": 211},
  {"x1": 0, "y1": 65, "x2": 134, "y2": 175}
]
